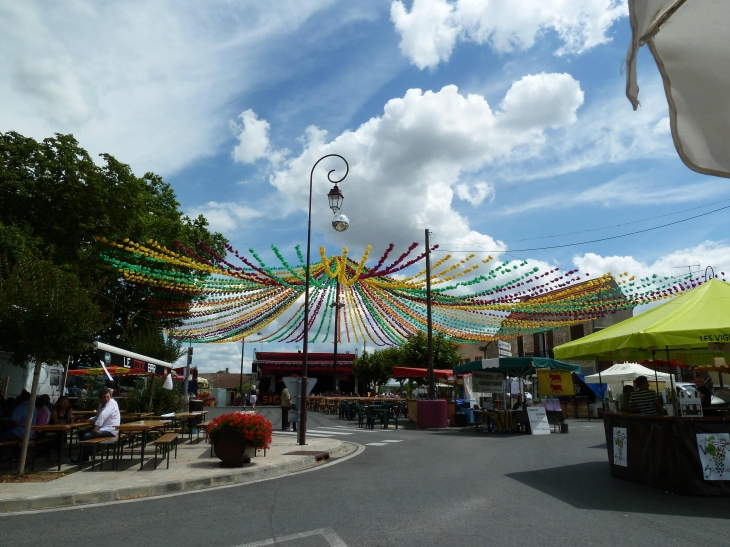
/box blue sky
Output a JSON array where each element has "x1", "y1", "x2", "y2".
[{"x1": 2, "y1": 1, "x2": 729, "y2": 372}]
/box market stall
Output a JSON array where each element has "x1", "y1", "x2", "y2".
[
  {"x1": 391, "y1": 367, "x2": 455, "y2": 427},
  {"x1": 554, "y1": 279, "x2": 730, "y2": 495}
]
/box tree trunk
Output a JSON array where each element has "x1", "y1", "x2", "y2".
[{"x1": 18, "y1": 357, "x2": 42, "y2": 476}]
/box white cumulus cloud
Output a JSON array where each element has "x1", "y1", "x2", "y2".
[
  {"x1": 456, "y1": 181, "x2": 494, "y2": 205},
  {"x1": 573, "y1": 241, "x2": 730, "y2": 280},
  {"x1": 188, "y1": 201, "x2": 264, "y2": 235},
  {"x1": 231, "y1": 110, "x2": 288, "y2": 165},
  {"x1": 391, "y1": 0, "x2": 627, "y2": 69},
  {"x1": 268, "y1": 74, "x2": 584, "y2": 254}
]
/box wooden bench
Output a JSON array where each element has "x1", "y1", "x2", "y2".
[
  {"x1": 196, "y1": 422, "x2": 211, "y2": 444},
  {"x1": 0, "y1": 440, "x2": 19, "y2": 470},
  {"x1": 28, "y1": 437, "x2": 58, "y2": 471},
  {"x1": 79, "y1": 436, "x2": 118, "y2": 471},
  {"x1": 153, "y1": 433, "x2": 178, "y2": 469}
]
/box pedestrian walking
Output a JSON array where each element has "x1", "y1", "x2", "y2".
[
  {"x1": 250, "y1": 389, "x2": 257, "y2": 410},
  {"x1": 280, "y1": 386, "x2": 292, "y2": 430}
]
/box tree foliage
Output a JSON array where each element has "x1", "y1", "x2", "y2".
[
  {"x1": 0, "y1": 131, "x2": 227, "y2": 355},
  {"x1": 0, "y1": 255, "x2": 103, "y2": 365},
  {"x1": 353, "y1": 333, "x2": 460, "y2": 392},
  {"x1": 401, "y1": 331, "x2": 461, "y2": 370}
]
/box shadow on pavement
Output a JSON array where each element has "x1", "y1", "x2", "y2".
[
  {"x1": 589, "y1": 443, "x2": 607, "y2": 449},
  {"x1": 506, "y1": 461, "x2": 730, "y2": 518}
]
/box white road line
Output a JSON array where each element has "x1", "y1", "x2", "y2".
[
  {"x1": 234, "y1": 527, "x2": 348, "y2": 547},
  {"x1": 309, "y1": 429, "x2": 354, "y2": 435},
  {"x1": 273, "y1": 431, "x2": 334, "y2": 438},
  {"x1": 321, "y1": 426, "x2": 384, "y2": 433},
  {"x1": 381, "y1": 440, "x2": 403, "y2": 443},
  {"x1": 365, "y1": 442, "x2": 387, "y2": 446}
]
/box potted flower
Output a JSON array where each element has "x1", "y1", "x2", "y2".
[{"x1": 208, "y1": 412, "x2": 273, "y2": 466}]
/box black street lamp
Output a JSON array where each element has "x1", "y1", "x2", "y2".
[{"x1": 299, "y1": 154, "x2": 349, "y2": 446}]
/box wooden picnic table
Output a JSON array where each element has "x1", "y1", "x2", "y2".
[
  {"x1": 73, "y1": 410, "x2": 98, "y2": 417},
  {"x1": 115, "y1": 420, "x2": 170, "y2": 470},
  {"x1": 175, "y1": 412, "x2": 208, "y2": 442},
  {"x1": 31, "y1": 423, "x2": 91, "y2": 470}
]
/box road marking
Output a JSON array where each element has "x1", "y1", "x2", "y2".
[
  {"x1": 273, "y1": 431, "x2": 334, "y2": 438},
  {"x1": 365, "y1": 442, "x2": 387, "y2": 446},
  {"x1": 381, "y1": 440, "x2": 403, "y2": 443},
  {"x1": 234, "y1": 527, "x2": 348, "y2": 547}
]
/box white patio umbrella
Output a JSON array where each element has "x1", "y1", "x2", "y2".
[{"x1": 626, "y1": 0, "x2": 730, "y2": 178}]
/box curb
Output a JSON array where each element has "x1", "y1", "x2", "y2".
[{"x1": 0, "y1": 441, "x2": 352, "y2": 513}]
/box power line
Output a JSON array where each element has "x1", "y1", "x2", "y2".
[
  {"x1": 433, "y1": 203, "x2": 730, "y2": 253},
  {"x1": 503, "y1": 198, "x2": 730, "y2": 243}
]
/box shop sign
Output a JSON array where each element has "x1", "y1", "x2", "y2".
[
  {"x1": 498, "y1": 340, "x2": 512, "y2": 357},
  {"x1": 526, "y1": 407, "x2": 550, "y2": 435},
  {"x1": 613, "y1": 427, "x2": 627, "y2": 467},
  {"x1": 259, "y1": 394, "x2": 281, "y2": 406},
  {"x1": 471, "y1": 371, "x2": 503, "y2": 393},
  {"x1": 537, "y1": 369, "x2": 575, "y2": 397},
  {"x1": 696, "y1": 433, "x2": 730, "y2": 480}
]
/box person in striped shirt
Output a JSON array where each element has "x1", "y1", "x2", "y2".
[{"x1": 628, "y1": 376, "x2": 665, "y2": 415}]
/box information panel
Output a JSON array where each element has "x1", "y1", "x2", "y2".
[{"x1": 526, "y1": 406, "x2": 550, "y2": 435}]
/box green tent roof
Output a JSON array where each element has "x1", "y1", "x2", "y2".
[
  {"x1": 453, "y1": 357, "x2": 582, "y2": 376},
  {"x1": 553, "y1": 279, "x2": 730, "y2": 365}
]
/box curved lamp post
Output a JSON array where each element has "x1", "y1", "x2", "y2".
[{"x1": 299, "y1": 154, "x2": 349, "y2": 446}]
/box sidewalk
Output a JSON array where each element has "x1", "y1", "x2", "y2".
[{"x1": 0, "y1": 435, "x2": 353, "y2": 513}]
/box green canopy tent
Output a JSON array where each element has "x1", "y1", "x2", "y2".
[
  {"x1": 453, "y1": 357, "x2": 582, "y2": 376},
  {"x1": 454, "y1": 357, "x2": 582, "y2": 406}
]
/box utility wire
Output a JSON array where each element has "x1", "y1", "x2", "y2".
[
  {"x1": 433, "y1": 203, "x2": 730, "y2": 253},
  {"x1": 503, "y1": 198, "x2": 730, "y2": 243}
]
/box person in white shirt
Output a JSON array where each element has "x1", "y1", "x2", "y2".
[{"x1": 69, "y1": 387, "x2": 120, "y2": 464}]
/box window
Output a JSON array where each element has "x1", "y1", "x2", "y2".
[
  {"x1": 570, "y1": 324, "x2": 585, "y2": 341},
  {"x1": 517, "y1": 337, "x2": 524, "y2": 357},
  {"x1": 50, "y1": 369, "x2": 60, "y2": 386}
]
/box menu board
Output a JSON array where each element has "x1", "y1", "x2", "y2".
[{"x1": 526, "y1": 406, "x2": 550, "y2": 435}]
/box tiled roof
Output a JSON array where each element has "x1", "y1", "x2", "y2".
[{"x1": 198, "y1": 373, "x2": 251, "y2": 390}]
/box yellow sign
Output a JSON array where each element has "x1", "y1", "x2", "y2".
[{"x1": 537, "y1": 369, "x2": 575, "y2": 397}]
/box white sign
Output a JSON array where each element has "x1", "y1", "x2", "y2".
[
  {"x1": 679, "y1": 390, "x2": 703, "y2": 417},
  {"x1": 526, "y1": 406, "x2": 550, "y2": 435},
  {"x1": 697, "y1": 433, "x2": 730, "y2": 480},
  {"x1": 472, "y1": 371, "x2": 503, "y2": 393},
  {"x1": 498, "y1": 340, "x2": 512, "y2": 357},
  {"x1": 613, "y1": 427, "x2": 628, "y2": 467}
]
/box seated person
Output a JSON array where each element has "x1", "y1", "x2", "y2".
[
  {"x1": 35, "y1": 394, "x2": 52, "y2": 426},
  {"x1": 694, "y1": 375, "x2": 713, "y2": 408},
  {"x1": 512, "y1": 394, "x2": 525, "y2": 410},
  {"x1": 628, "y1": 376, "x2": 665, "y2": 415},
  {"x1": 0, "y1": 391, "x2": 36, "y2": 461},
  {"x1": 69, "y1": 387, "x2": 120, "y2": 464},
  {"x1": 620, "y1": 385, "x2": 635, "y2": 412},
  {"x1": 51, "y1": 396, "x2": 74, "y2": 425}
]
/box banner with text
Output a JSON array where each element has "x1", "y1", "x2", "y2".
[{"x1": 471, "y1": 371, "x2": 504, "y2": 393}]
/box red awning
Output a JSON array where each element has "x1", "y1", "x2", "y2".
[{"x1": 391, "y1": 367, "x2": 454, "y2": 379}]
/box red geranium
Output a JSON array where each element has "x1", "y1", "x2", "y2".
[{"x1": 207, "y1": 412, "x2": 273, "y2": 450}]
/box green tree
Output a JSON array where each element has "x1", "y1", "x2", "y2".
[
  {"x1": 0, "y1": 131, "x2": 227, "y2": 351},
  {"x1": 0, "y1": 256, "x2": 103, "y2": 475},
  {"x1": 353, "y1": 348, "x2": 398, "y2": 394},
  {"x1": 402, "y1": 331, "x2": 460, "y2": 371}
]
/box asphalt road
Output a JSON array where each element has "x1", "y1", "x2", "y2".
[{"x1": 4, "y1": 407, "x2": 730, "y2": 547}]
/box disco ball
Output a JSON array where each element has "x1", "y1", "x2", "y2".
[{"x1": 332, "y1": 213, "x2": 350, "y2": 232}]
